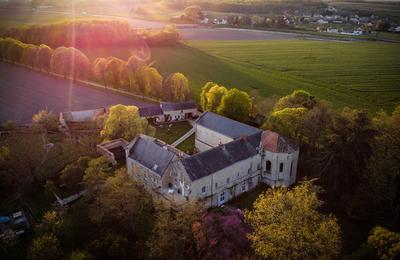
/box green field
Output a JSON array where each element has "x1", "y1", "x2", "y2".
[{"x1": 151, "y1": 40, "x2": 400, "y2": 112}]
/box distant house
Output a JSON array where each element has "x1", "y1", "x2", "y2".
[
  {"x1": 317, "y1": 19, "x2": 328, "y2": 24},
  {"x1": 327, "y1": 28, "x2": 339, "y2": 34},
  {"x1": 200, "y1": 17, "x2": 209, "y2": 24},
  {"x1": 124, "y1": 112, "x2": 299, "y2": 208},
  {"x1": 213, "y1": 18, "x2": 228, "y2": 25}
]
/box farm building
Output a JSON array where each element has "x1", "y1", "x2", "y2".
[
  {"x1": 60, "y1": 101, "x2": 199, "y2": 127},
  {"x1": 59, "y1": 108, "x2": 106, "y2": 130}
]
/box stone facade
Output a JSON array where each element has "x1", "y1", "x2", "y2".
[{"x1": 125, "y1": 112, "x2": 299, "y2": 208}]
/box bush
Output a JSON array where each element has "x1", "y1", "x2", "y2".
[{"x1": 32, "y1": 109, "x2": 59, "y2": 132}]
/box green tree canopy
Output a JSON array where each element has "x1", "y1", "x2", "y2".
[
  {"x1": 136, "y1": 66, "x2": 163, "y2": 98},
  {"x1": 368, "y1": 226, "x2": 400, "y2": 259},
  {"x1": 350, "y1": 105, "x2": 400, "y2": 229},
  {"x1": 315, "y1": 108, "x2": 376, "y2": 196},
  {"x1": 200, "y1": 82, "x2": 218, "y2": 111},
  {"x1": 147, "y1": 201, "x2": 203, "y2": 259},
  {"x1": 127, "y1": 55, "x2": 146, "y2": 71},
  {"x1": 89, "y1": 169, "x2": 153, "y2": 237},
  {"x1": 60, "y1": 156, "x2": 91, "y2": 190},
  {"x1": 273, "y1": 89, "x2": 318, "y2": 112},
  {"x1": 205, "y1": 85, "x2": 228, "y2": 112},
  {"x1": 22, "y1": 44, "x2": 39, "y2": 68},
  {"x1": 50, "y1": 47, "x2": 90, "y2": 79},
  {"x1": 163, "y1": 72, "x2": 190, "y2": 101},
  {"x1": 36, "y1": 44, "x2": 53, "y2": 72},
  {"x1": 100, "y1": 104, "x2": 155, "y2": 141},
  {"x1": 245, "y1": 181, "x2": 341, "y2": 259},
  {"x1": 28, "y1": 233, "x2": 62, "y2": 260},
  {"x1": 35, "y1": 210, "x2": 64, "y2": 236},
  {"x1": 32, "y1": 109, "x2": 59, "y2": 132},
  {"x1": 83, "y1": 157, "x2": 114, "y2": 191},
  {"x1": 104, "y1": 57, "x2": 125, "y2": 88},
  {"x1": 268, "y1": 107, "x2": 308, "y2": 140},
  {"x1": 217, "y1": 88, "x2": 252, "y2": 122},
  {"x1": 93, "y1": 57, "x2": 109, "y2": 86}
]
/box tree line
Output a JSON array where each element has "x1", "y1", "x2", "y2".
[
  {"x1": 0, "y1": 37, "x2": 191, "y2": 102},
  {"x1": 93, "y1": 55, "x2": 190, "y2": 101},
  {"x1": 0, "y1": 19, "x2": 180, "y2": 49}
]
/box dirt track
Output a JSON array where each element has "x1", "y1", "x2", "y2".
[{"x1": 0, "y1": 63, "x2": 151, "y2": 125}]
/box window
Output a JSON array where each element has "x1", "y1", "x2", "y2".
[
  {"x1": 219, "y1": 192, "x2": 226, "y2": 202},
  {"x1": 201, "y1": 186, "x2": 206, "y2": 193},
  {"x1": 257, "y1": 163, "x2": 261, "y2": 170},
  {"x1": 241, "y1": 182, "x2": 246, "y2": 192},
  {"x1": 279, "y1": 163, "x2": 284, "y2": 172},
  {"x1": 215, "y1": 182, "x2": 218, "y2": 188},
  {"x1": 266, "y1": 160, "x2": 272, "y2": 172},
  {"x1": 226, "y1": 178, "x2": 230, "y2": 184},
  {"x1": 290, "y1": 161, "x2": 293, "y2": 177}
]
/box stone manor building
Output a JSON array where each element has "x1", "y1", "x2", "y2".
[{"x1": 125, "y1": 112, "x2": 299, "y2": 208}]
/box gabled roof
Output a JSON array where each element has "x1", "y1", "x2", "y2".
[
  {"x1": 160, "y1": 101, "x2": 197, "y2": 112},
  {"x1": 261, "y1": 130, "x2": 298, "y2": 154},
  {"x1": 196, "y1": 112, "x2": 262, "y2": 139},
  {"x1": 139, "y1": 105, "x2": 163, "y2": 117},
  {"x1": 128, "y1": 136, "x2": 176, "y2": 176},
  {"x1": 181, "y1": 132, "x2": 261, "y2": 181}
]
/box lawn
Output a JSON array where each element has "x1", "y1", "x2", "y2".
[
  {"x1": 151, "y1": 40, "x2": 400, "y2": 113},
  {"x1": 154, "y1": 122, "x2": 195, "y2": 154}
]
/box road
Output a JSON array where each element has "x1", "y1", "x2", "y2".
[{"x1": 0, "y1": 63, "x2": 152, "y2": 125}]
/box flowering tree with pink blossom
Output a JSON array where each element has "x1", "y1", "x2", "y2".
[{"x1": 193, "y1": 206, "x2": 251, "y2": 259}]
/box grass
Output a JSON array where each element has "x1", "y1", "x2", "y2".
[
  {"x1": 79, "y1": 40, "x2": 400, "y2": 113},
  {"x1": 154, "y1": 122, "x2": 195, "y2": 153},
  {"x1": 151, "y1": 40, "x2": 400, "y2": 113}
]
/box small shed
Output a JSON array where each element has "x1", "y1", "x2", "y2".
[{"x1": 97, "y1": 139, "x2": 129, "y2": 165}]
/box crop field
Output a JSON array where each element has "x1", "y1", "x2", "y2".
[{"x1": 151, "y1": 40, "x2": 400, "y2": 112}]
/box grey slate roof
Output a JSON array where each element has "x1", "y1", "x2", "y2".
[
  {"x1": 160, "y1": 101, "x2": 197, "y2": 112},
  {"x1": 196, "y1": 112, "x2": 262, "y2": 139},
  {"x1": 139, "y1": 105, "x2": 163, "y2": 117},
  {"x1": 128, "y1": 136, "x2": 175, "y2": 176},
  {"x1": 181, "y1": 132, "x2": 261, "y2": 181}
]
